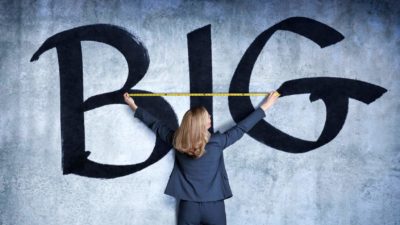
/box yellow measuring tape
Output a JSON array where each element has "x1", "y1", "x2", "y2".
[{"x1": 129, "y1": 92, "x2": 280, "y2": 97}]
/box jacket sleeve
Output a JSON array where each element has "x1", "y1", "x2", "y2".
[
  {"x1": 133, "y1": 107, "x2": 175, "y2": 146},
  {"x1": 218, "y1": 107, "x2": 266, "y2": 150}
]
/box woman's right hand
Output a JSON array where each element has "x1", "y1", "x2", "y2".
[{"x1": 261, "y1": 90, "x2": 280, "y2": 111}]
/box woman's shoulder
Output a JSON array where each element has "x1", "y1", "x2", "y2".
[
  {"x1": 207, "y1": 131, "x2": 223, "y2": 145},
  {"x1": 209, "y1": 131, "x2": 221, "y2": 138}
]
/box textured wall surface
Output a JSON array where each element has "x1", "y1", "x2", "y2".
[{"x1": 1, "y1": 0, "x2": 399, "y2": 224}]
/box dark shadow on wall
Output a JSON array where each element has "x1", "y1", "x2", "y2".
[{"x1": 30, "y1": 17, "x2": 386, "y2": 179}]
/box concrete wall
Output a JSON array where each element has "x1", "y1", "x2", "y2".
[{"x1": 1, "y1": 0, "x2": 399, "y2": 224}]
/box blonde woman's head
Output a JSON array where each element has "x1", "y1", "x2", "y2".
[{"x1": 172, "y1": 106, "x2": 211, "y2": 158}]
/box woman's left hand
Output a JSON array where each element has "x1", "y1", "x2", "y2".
[{"x1": 123, "y1": 92, "x2": 138, "y2": 110}]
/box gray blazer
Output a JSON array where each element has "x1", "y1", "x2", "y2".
[{"x1": 133, "y1": 106, "x2": 266, "y2": 202}]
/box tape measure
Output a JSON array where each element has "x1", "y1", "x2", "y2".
[{"x1": 128, "y1": 92, "x2": 278, "y2": 97}]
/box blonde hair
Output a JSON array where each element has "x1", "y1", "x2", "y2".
[{"x1": 172, "y1": 106, "x2": 211, "y2": 158}]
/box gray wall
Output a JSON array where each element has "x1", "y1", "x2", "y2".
[{"x1": 1, "y1": 0, "x2": 399, "y2": 224}]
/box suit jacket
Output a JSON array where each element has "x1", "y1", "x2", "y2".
[{"x1": 133, "y1": 106, "x2": 266, "y2": 202}]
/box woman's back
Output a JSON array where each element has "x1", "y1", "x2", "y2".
[
  {"x1": 175, "y1": 134, "x2": 222, "y2": 178},
  {"x1": 166, "y1": 132, "x2": 233, "y2": 201},
  {"x1": 131, "y1": 105, "x2": 267, "y2": 201}
]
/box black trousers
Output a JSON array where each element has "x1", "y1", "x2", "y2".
[{"x1": 178, "y1": 199, "x2": 226, "y2": 225}]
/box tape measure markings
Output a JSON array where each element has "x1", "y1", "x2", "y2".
[{"x1": 128, "y1": 92, "x2": 278, "y2": 97}]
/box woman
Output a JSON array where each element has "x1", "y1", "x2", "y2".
[{"x1": 123, "y1": 91, "x2": 280, "y2": 225}]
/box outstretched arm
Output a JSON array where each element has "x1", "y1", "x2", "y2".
[
  {"x1": 123, "y1": 92, "x2": 174, "y2": 146},
  {"x1": 218, "y1": 90, "x2": 280, "y2": 150},
  {"x1": 133, "y1": 107, "x2": 175, "y2": 146},
  {"x1": 218, "y1": 107, "x2": 266, "y2": 150}
]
